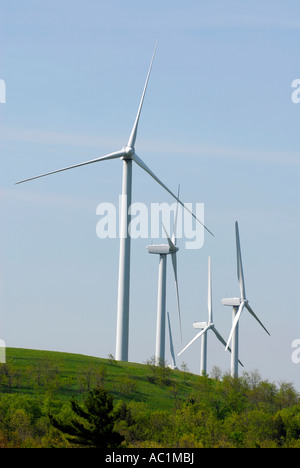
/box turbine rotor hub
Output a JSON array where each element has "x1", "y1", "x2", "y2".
[{"x1": 122, "y1": 145, "x2": 135, "y2": 159}]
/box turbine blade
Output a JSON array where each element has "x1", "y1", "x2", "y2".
[
  {"x1": 225, "y1": 301, "x2": 245, "y2": 351},
  {"x1": 171, "y1": 251, "x2": 182, "y2": 341},
  {"x1": 245, "y1": 302, "x2": 271, "y2": 336},
  {"x1": 211, "y1": 326, "x2": 227, "y2": 348},
  {"x1": 132, "y1": 153, "x2": 214, "y2": 236},
  {"x1": 167, "y1": 312, "x2": 176, "y2": 368},
  {"x1": 172, "y1": 184, "x2": 180, "y2": 246},
  {"x1": 127, "y1": 41, "x2": 158, "y2": 148},
  {"x1": 162, "y1": 222, "x2": 176, "y2": 251},
  {"x1": 15, "y1": 150, "x2": 126, "y2": 185},
  {"x1": 178, "y1": 325, "x2": 210, "y2": 357},
  {"x1": 213, "y1": 326, "x2": 244, "y2": 367},
  {"x1": 235, "y1": 221, "x2": 246, "y2": 299},
  {"x1": 208, "y1": 256, "x2": 212, "y2": 323}
]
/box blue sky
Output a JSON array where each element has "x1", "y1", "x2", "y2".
[{"x1": 1, "y1": 1, "x2": 300, "y2": 388}]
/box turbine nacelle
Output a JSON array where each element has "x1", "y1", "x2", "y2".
[
  {"x1": 193, "y1": 321, "x2": 211, "y2": 329},
  {"x1": 221, "y1": 297, "x2": 247, "y2": 307},
  {"x1": 146, "y1": 244, "x2": 179, "y2": 255}
]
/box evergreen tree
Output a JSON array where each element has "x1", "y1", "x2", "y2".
[{"x1": 49, "y1": 387, "x2": 124, "y2": 448}]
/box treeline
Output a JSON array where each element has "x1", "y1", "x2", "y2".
[
  {"x1": 114, "y1": 372, "x2": 300, "y2": 448},
  {"x1": 0, "y1": 362, "x2": 299, "y2": 448}
]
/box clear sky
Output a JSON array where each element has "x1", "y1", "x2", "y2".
[{"x1": 1, "y1": 1, "x2": 300, "y2": 388}]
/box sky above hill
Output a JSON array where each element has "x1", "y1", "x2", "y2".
[{"x1": 1, "y1": 1, "x2": 300, "y2": 388}]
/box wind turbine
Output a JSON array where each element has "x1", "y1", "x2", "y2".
[
  {"x1": 146, "y1": 195, "x2": 182, "y2": 365},
  {"x1": 178, "y1": 256, "x2": 242, "y2": 375},
  {"x1": 0, "y1": 340, "x2": 5, "y2": 364},
  {"x1": 222, "y1": 221, "x2": 270, "y2": 378},
  {"x1": 167, "y1": 311, "x2": 178, "y2": 370},
  {"x1": 15, "y1": 43, "x2": 214, "y2": 362}
]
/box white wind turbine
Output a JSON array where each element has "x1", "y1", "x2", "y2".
[
  {"x1": 15, "y1": 43, "x2": 214, "y2": 362},
  {"x1": 178, "y1": 256, "x2": 242, "y2": 375},
  {"x1": 222, "y1": 221, "x2": 270, "y2": 378},
  {"x1": 146, "y1": 196, "x2": 182, "y2": 365}
]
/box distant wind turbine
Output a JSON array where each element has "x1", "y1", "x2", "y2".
[
  {"x1": 178, "y1": 256, "x2": 242, "y2": 375},
  {"x1": 147, "y1": 191, "x2": 182, "y2": 365},
  {"x1": 15, "y1": 42, "x2": 213, "y2": 362},
  {"x1": 222, "y1": 222, "x2": 270, "y2": 378}
]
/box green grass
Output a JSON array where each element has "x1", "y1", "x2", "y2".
[{"x1": 4, "y1": 348, "x2": 199, "y2": 410}]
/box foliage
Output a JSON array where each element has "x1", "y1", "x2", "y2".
[
  {"x1": 0, "y1": 348, "x2": 299, "y2": 448},
  {"x1": 144, "y1": 357, "x2": 173, "y2": 386}
]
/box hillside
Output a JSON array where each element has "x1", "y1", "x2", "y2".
[
  {"x1": 1, "y1": 348, "x2": 300, "y2": 448},
  {"x1": 2, "y1": 347, "x2": 199, "y2": 409}
]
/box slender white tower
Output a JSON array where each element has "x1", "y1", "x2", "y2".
[{"x1": 156, "y1": 252, "x2": 167, "y2": 363}]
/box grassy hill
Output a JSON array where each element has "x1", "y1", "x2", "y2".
[
  {"x1": 3, "y1": 347, "x2": 199, "y2": 410},
  {"x1": 1, "y1": 348, "x2": 300, "y2": 448}
]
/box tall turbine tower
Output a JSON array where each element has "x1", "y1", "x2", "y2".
[
  {"x1": 0, "y1": 340, "x2": 5, "y2": 364},
  {"x1": 223, "y1": 221, "x2": 270, "y2": 378},
  {"x1": 16, "y1": 43, "x2": 213, "y2": 362},
  {"x1": 178, "y1": 257, "x2": 241, "y2": 374}
]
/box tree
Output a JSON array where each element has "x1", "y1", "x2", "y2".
[
  {"x1": 211, "y1": 366, "x2": 222, "y2": 381},
  {"x1": 145, "y1": 356, "x2": 172, "y2": 386},
  {"x1": 49, "y1": 387, "x2": 124, "y2": 448}
]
